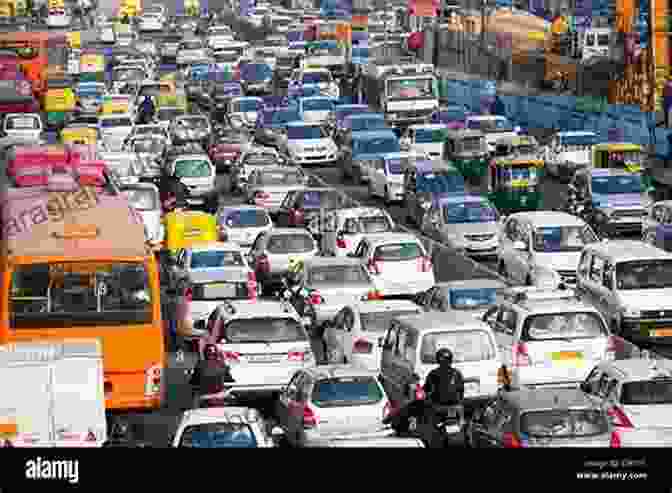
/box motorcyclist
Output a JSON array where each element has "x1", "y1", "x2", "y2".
[
  {"x1": 424, "y1": 348, "x2": 464, "y2": 409},
  {"x1": 189, "y1": 344, "x2": 235, "y2": 408},
  {"x1": 159, "y1": 172, "x2": 188, "y2": 213}
]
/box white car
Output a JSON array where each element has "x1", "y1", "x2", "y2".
[
  {"x1": 227, "y1": 96, "x2": 263, "y2": 130},
  {"x1": 139, "y1": 13, "x2": 164, "y2": 31},
  {"x1": 275, "y1": 365, "x2": 391, "y2": 447},
  {"x1": 297, "y1": 96, "x2": 335, "y2": 125},
  {"x1": 289, "y1": 68, "x2": 339, "y2": 99},
  {"x1": 3, "y1": 113, "x2": 42, "y2": 142},
  {"x1": 465, "y1": 115, "x2": 520, "y2": 154},
  {"x1": 98, "y1": 114, "x2": 134, "y2": 152},
  {"x1": 166, "y1": 154, "x2": 216, "y2": 208},
  {"x1": 400, "y1": 124, "x2": 448, "y2": 160},
  {"x1": 367, "y1": 153, "x2": 407, "y2": 204},
  {"x1": 583, "y1": 358, "x2": 672, "y2": 447},
  {"x1": 120, "y1": 183, "x2": 163, "y2": 246},
  {"x1": 98, "y1": 22, "x2": 116, "y2": 43},
  {"x1": 498, "y1": 211, "x2": 600, "y2": 288},
  {"x1": 172, "y1": 407, "x2": 278, "y2": 448},
  {"x1": 349, "y1": 232, "x2": 436, "y2": 297},
  {"x1": 283, "y1": 122, "x2": 338, "y2": 166},
  {"x1": 323, "y1": 300, "x2": 422, "y2": 369},
  {"x1": 207, "y1": 26, "x2": 235, "y2": 49},
  {"x1": 47, "y1": 8, "x2": 71, "y2": 27},
  {"x1": 216, "y1": 206, "x2": 273, "y2": 247},
  {"x1": 483, "y1": 288, "x2": 616, "y2": 388},
  {"x1": 98, "y1": 151, "x2": 143, "y2": 186},
  {"x1": 199, "y1": 299, "x2": 314, "y2": 394},
  {"x1": 321, "y1": 207, "x2": 395, "y2": 257},
  {"x1": 232, "y1": 146, "x2": 283, "y2": 193}
]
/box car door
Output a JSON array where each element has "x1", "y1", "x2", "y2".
[
  {"x1": 379, "y1": 321, "x2": 400, "y2": 401},
  {"x1": 248, "y1": 232, "x2": 268, "y2": 273},
  {"x1": 492, "y1": 306, "x2": 517, "y2": 368},
  {"x1": 643, "y1": 204, "x2": 661, "y2": 243},
  {"x1": 276, "y1": 371, "x2": 304, "y2": 430},
  {"x1": 324, "y1": 309, "x2": 346, "y2": 362},
  {"x1": 509, "y1": 219, "x2": 532, "y2": 283},
  {"x1": 499, "y1": 217, "x2": 517, "y2": 275},
  {"x1": 386, "y1": 324, "x2": 416, "y2": 406},
  {"x1": 339, "y1": 308, "x2": 357, "y2": 362},
  {"x1": 277, "y1": 190, "x2": 297, "y2": 225},
  {"x1": 586, "y1": 255, "x2": 610, "y2": 319},
  {"x1": 422, "y1": 205, "x2": 443, "y2": 240}
]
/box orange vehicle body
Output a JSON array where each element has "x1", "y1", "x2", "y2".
[
  {"x1": 0, "y1": 32, "x2": 68, "y2": 98},
  {"x1": 0, "y1": 149, "x2": 166, "y2": 412}
]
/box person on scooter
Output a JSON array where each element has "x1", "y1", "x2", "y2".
[
  {"x1": 189, "y1": 344, "x2": 234, "y2": 408},
  {"x1": 423, "y1": 348, "x2": 464, "y2": 446},
  {"x1": 159, "y1": 173, "x2": 188, "y2": 213}
]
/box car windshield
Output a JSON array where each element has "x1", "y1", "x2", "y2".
[
  {"x1": 350, "y1": 116, "x2": 386, "y2": 132},
  {"x1": 232, "y1": 100, "x2": 261, "y2": 112},
  {"x1": 287, "y1": 125, "x2": 326, "y2": 140},
  {"x1": 420, "y1": 330, "x2": 496, "y2": 364},
  {"x1": 415, "y1": 128, "x2": 446, "y2": 144},
  {"x1": 132, "y1": 139, "x2": 166, "y2": 154},
  {"x1": 268, "y1": 109, "x2": 300, "y2": 124},
  {"x1": 616, "y1": 260, "x2": 672, "y2": 290},
  {"x1": 591, "y1": 175, "x2": 643, "y2": 195},
  {"x1": 190, "y1": 250, "x2": 244, "y2": 269},
  {"x1": 521, "y1": 410, "x2": 609, "y2": 438},
  {"x1": 10, "y1": 262, "x2": 152, "y2": 329},
  {"x1": 178, "y1": 118, "x2": 208, "y2": 129},
  {"x1": 113, "y1": 68, "x2": 144, "y2": 81},
  {"x1": 221, "y1": 209, "x2": 269, "y2": 228},
  {"x1": 276, "y1": 55, "x2": 295, "y2": 66},
  {"x1": 243, "y1": 152, "x2": 276, "y2": 165},
  {"x1": 303, "y1": 72, "x2": 332, "y2": 84},
  {"x1": 386, "y1": 77, "x2": 435, "y2": 100},
  {"x1": 374, "y1": 242, "x2": 422, "y2": 261},
  {"x1": 308, "y1": 265, "x2": 369, "y2": 284},
  {"x1": 6, "y1": 116, "x2": 39, "y2": 130},
  {"x1": 360, "y1": 310, "x2": 419, "y2": 331},
  {"x1": 179, "y1": 423, "x2": 257, "y2": 448},
  {"x1": 157, "y1": 108, "x2": 184, "y2": 121},
  {"x1": 181, "y1": 41, "x2": 202, "y2": 50},
  {"x1": 358, "y1": 137, "x2": 400, "y2": 156},
  {"x1": 302, "y1": 99, "x2": 334, "y2": 111},
  {"x1": 223, "y1": 317, "x2": 306, "y2": 343},
  {"x1": 101, "y1": 118, "x2": 132, "y2": 128},
  {"x1": 448, "y1": 288, "x2": 498, "y2": 310},
  {"x1": 241, "y1": 64, "x2": 273, "y2": 81},
  {"x1": 443, "y1": 201, "x2": 497, "y2": 224},
  {"x1": 621, "y1": 379, "x2": 672, "y2": 405},
  {"x1": 302, "y1": 190, "x2": 342, "y2": 209},
  {"x1": 533, "y1": 226, "x2": 597, "y2": 253},
  {"x1": 121, "y1": 188, "x2": 158, "y2": 211},
  {"x1": 267, "y1": 234, "x2": 314, "y2": 254},
  {"x1": 523, "y1": 313, "x2": 606, "y2": 341},
  {"x1": 559, "y1": 134, "x2": 598, "y2": 147},
  {"x1": 467, "y1": 118, "x2": 513, "y2": 132},
  {"x1": 312, "y1": 376, "x2": 383, "y2": 408},
  {"x1": 258, "y1": 170, "x2": 303, "y2": 185},
  {"x1": 174, "y1": 160, "x2": 211, "y2": 178}
]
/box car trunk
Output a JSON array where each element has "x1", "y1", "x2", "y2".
[
  {"x1": 267, "y1": 249, "x2": 316, "y2": 275},
  {"x1": 524, "y1": 337, "x2": 608, "y2": 378}
]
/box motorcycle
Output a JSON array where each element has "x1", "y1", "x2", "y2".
[{"x1": 430, "y1": 404, "x2": 466, "y2": 448}]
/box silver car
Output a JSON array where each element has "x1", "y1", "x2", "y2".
[
  {"x1": 246, "y1": 166, "x2": 308, "y2": 214},
  {"x1": 170, "y1": 115, "x2": 212, "y2": 147},
  {"x1": 216, "y1": 206, "x2": 273, "y2": 247}
]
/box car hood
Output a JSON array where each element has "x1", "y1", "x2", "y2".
[
  {"x1": 533, "y1": 251, "x2": 581, "y2": 271},
  {"x1": 287, "y1": 138, "x2": 334, "y2": 149},
  {"x1": 593, "y1": 193, "x2": 644, "y2": 208}
]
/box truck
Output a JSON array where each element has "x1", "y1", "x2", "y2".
[
  {"x1": 362, "y1": 57, "x2": 439, "y2": 127},
  {"x1": 0, "y1": 340, "x2": 107, "y2": 447}
]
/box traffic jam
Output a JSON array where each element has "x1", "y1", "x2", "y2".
[{"x1": 1, "y1": 1, "x2": 672, "y2": 450}]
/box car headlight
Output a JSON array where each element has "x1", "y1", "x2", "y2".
[{"x1": 624, "y1": 307, "x2": 641, "y2": 318}]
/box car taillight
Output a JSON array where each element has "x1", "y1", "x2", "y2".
[
  {"x1": 418, "y1": 256, "x2": 432, "y2": 273},
  {"x1": 255, "y1": 191, "x2": 270, "y2": 202},
  {"x1": 308, "y1": 292, "x2": 323, "y2": 305},
  {"x1": 247, "y1": 271, "x2": 257, "y2": 300},
  {"x1": 221, "y1": 351, "x2": 241, "y2": 363},
  {"x1": 290, "y1": 208, "x2": 304, "y2": 226},
  {"x1": 257, "y1": 254, "x2": 270, "y2": 274},
  {"x1": 336, "y1": 232, "x2": 347, "y2": 249},
  {"x1": 353, "y1": 338, "x2": 373, "y2": 353},
  {"x1": 303, "y1": 405, "x2": 318, "y2": 428},
  {"x1": 513, "y1": 342, "x2": 531, "y2": 367},
  {"x1": 610, "y1": 431, "x2": 621, "y2": 448},
  {"x1": 383, "y1": 401, "x2": 392, "y2": 420},
  {"x1": 608, "y1": 407, "x2": 633, "y2": 428},
  {"x1": 502, "y1": 431, "x2": 522, "y2": 448},
  {"x1": 367, "y1": 290, "x2": 383, "y2": 300},
  {"x1": 368, "y1": 257, "x2": 382, "y2": 275},
  {"x1": 184, "y1": 287, "x2": 193, "y2": 303},
  {"x1": 287, "y1": 350, "x2": 307, "y2": 362},
  {"x1": 414, "y1": 383, "x2": 425, "y2": 400},
  {"x1": 605, "y1": 336, "x2": 617, "y2": 361},
  {"x1": 144, "y1": 363, "x2": 162, "y2": 396}
]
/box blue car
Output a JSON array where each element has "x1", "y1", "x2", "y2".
[
  {"x1": 336, "y1": 112, "x2": 389, "y2": 146},
  {"x1": 328, "y1": 104, "x2": 370, "y2": 134},
  {"x1": 342, "y1": 129, "x2": 400, "y2": 184}
]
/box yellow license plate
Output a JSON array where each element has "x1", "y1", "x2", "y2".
[
  {"x1": 650, "y1": 329, "x2": 672, "y2": 337},
  {"x1": 552, "y1": 351, "x2": 583, "y2": 361}
]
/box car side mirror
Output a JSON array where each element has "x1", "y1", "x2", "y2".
[
  {"x1": 512, "y1": 240, "x2": 528, "y2": 251},
  {"x1": 270, "y1": 426, "x2": 284, "y2": 439}
]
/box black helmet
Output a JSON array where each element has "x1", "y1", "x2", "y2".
[{"x1": 436, "y1": 348, "x2": 453, "y2": 365}]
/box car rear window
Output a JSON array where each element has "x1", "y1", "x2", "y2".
[
  {"x1": 360, "y1": 310, "x2": 419, "y2": 331},
  {"x1": 222, "y1": 209, "x2": 269, "y2": 228},
  {"x1": 222, "y1": 317, "x2": 306, "y2": 343},
  {"x1": 174, "y1": 160, "x2": 211, "y2": 178},
  {"x1": 448, "y1": 288, "x2": 499, "y2": 310},
  {"x1": 520, "y1": 409, "x2": 609, "y2": 438},
  {"x1": 190, "y1": 251, "x2": 244, "y2": 269},
  {"x1": 267, "y1": 234, "x2": 315, "y2": 254},
  {"x1": 179, "y1": 423, "x2": 257, "y2": 448},
  {"x1": 621, "y1": 378, "x2": 672, "y2": 405},
  {"x1": 420, "y1": 330, "x2": 496, "y2": 364},
  {"x1": 374, "y1": 242, "x2": 423, "y2": 261},
  {"x1": 191, "y1": 282, "x2": 248, "y2": 301},
  {"x1": 522, "y1": 313, "x2": 607, "y2": 341},
  {"x1": 311, "y1": 376, "x2": 384, "y2": 408},
  {"x1": 308, "y1": 265, "x2": 368, "y2": 284}
]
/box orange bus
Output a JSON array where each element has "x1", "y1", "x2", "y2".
[
  {"x1": 0, "y1": 32, "x2": 68, "y2": 98},
  {"x1": 0, "y1": 145, "x2": 166, "y2": 412}
]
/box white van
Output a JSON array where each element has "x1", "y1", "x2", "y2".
[{"x1": 378, "y1": 311, "x2": 501, "y2": 410}]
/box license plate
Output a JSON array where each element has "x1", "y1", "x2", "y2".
[
  {"x1": 187, "y1": 198, "x2": 204, "y2": 204},
  {"x1": 442, "y1": 424, "x2": 461, "y2": 434},
  {"x1": 552, "y1": 351, "x2": 583, "y2": 361},
  {"x1": 202, "y1": 283, "x2": 237, "y2": 298},
  {"x1": 248, "y1": 354, "x2": 281, "y2": 363},
  {"x1": 650, "y1": 329, "x2": 672, "y2": 337}
]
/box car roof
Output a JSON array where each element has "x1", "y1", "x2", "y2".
[
  {"x1": 436, "y1": 194, "x2": 488, "y2": 206},
  {"x1": 392, "y1": 310, "x2": 491, "y2": 331},
  {"x1": 305, "y1": 257, "x2": 364, "y2": 268},
  {"x1": 510, "y1": 211, "x2": 586, "y2": 227},
  {"x1": 436, "y1": 279, "x2": 507, "y2": 290},
  {"x1": 347, "y1": 113, "x2": 385, "y2": 120},
  {"x1": 352, "y1": 130, "x2": 397, "y2": 140},
  {"x1": 352, "y1": 299, "x2": 422, "y2": 313},
  {"x1": 408, "y1": 124, "x2": 447, "y2": 131},
  {"x1": 583, "y1": 239, "x2": 672, "y2": 262},
  {"x1": 504, "y1": 388, "x2": 600, "y2": 411},
  {"x1": 596, "y1": 358, "x2": 672, "y2": 381},
  {"x1": 303, "y1": 364, "x2": 381, "y2": 380},
  {"x1": 334, "y1": 206, "x2": 388, "y2": 217},
  {"x1": 187, "y1": 241, "x2": 242, "y2": 253},
  {"x1": 363, "y1": 232, "x2": 421, "y2": 246},
  {"x1": 180, "y1": 407, "x2": 262, "y2": 426},
  {"x1": 221, "y1": 299, "x2": 299, "y2": 318},
  {"x1": 286, "y1": 121, "x2": 323, "y2": 127},
  {"x1": 268, "y1": 227, "x2": 314, "y2": 236}
]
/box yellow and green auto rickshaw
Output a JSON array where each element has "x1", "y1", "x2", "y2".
[
  {"x1": 60, "y1": 127, "x2": 98, "y2": 146},
  {"x1": 42, "y1": 73, "x2": 76, "y2": 128},
  {"x1": 592, "y1": 142, "x2": 652, "y2": 191},
  {"x1": 487, "y1": 157, "x2": 544, "y2": 213},
  {"x1": 443, "y1": 128, "x2": 489, "y2": 184},
  {"x1": 184, "y1": 0, "x2": 200, "y2": 16}
]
